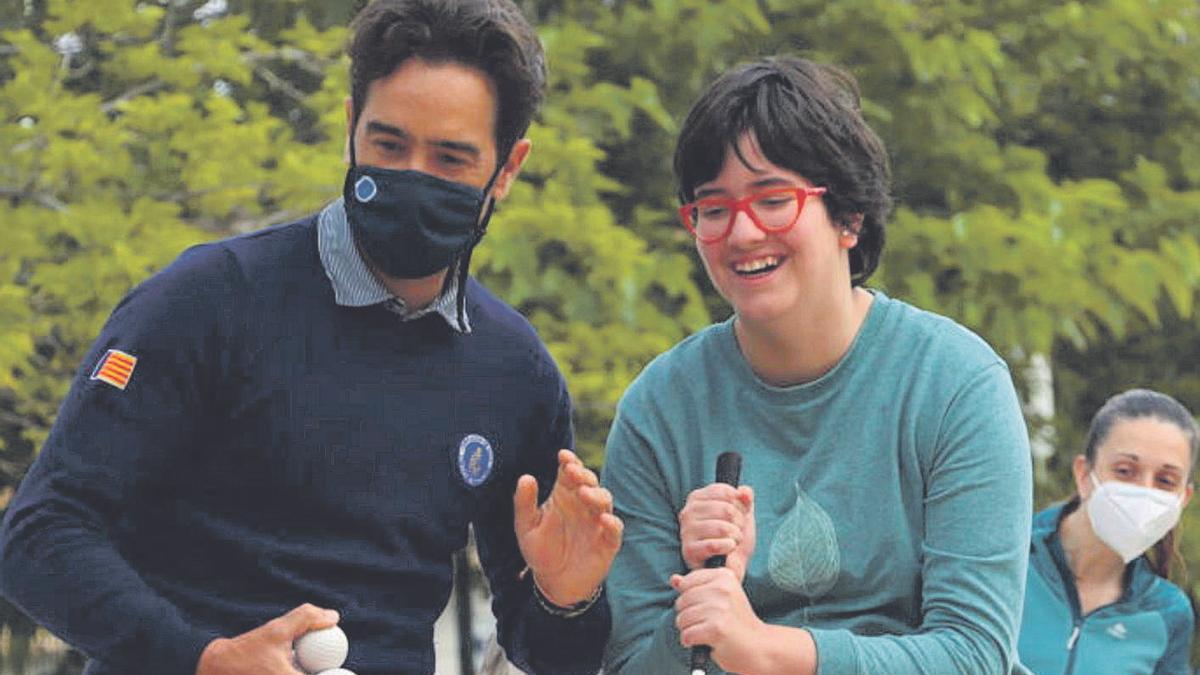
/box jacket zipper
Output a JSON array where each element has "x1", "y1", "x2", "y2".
[
  {"x1": 1047, "y1": 535, "x2": 1085, "y2": 675},
  {"x1": 1063, "y1": 623, "x2": 1081, "y2": 675}
]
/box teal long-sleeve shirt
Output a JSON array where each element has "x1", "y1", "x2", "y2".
[{"x1": 601, "y1": 292, "x2": 1033, "y2": 674}]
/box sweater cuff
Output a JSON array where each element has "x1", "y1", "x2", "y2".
[
  {"x1": 520, "y1": 584, "x2": 611, "y2": 674},
  {"x1": 149, "y1": 620, "x2": 223, "y2": 675}
]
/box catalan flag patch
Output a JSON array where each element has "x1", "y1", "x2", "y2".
[{"x1": 90, "y1": 349, "x2": 138, "y2": 390}]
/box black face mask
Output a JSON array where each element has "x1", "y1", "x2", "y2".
[
  {"x1": 343, "y1": 165, "x2": 490, "y2": 279},
  {"x1": 342, "y1": 126, "x2": 501, "y2": 331}
]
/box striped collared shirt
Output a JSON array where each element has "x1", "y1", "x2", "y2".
[{"x1": 317, "y1": 198, "x2": 469, "y2": 333}]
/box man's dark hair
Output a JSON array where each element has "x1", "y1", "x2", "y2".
[
  {"x1": 348, "y1": 0, "x2": 546, "y2": 162},
  {"x1": 674, "y1": 55, "x2": 892, "y2": 286}
]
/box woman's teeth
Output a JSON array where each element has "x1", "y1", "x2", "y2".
[{"x1": 734, "y1": 256, "x2": 781, "y2": 275}]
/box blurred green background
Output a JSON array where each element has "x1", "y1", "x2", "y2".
[{"x1": 2, "y1": 0, "x2": 1199, "y2": 670}]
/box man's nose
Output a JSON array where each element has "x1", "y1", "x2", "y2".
[{"x1": 392, "y1": 157, "x2": 428, "y2": 174}]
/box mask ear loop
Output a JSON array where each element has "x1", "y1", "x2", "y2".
[
  {"x1": 453, "y1": 162, "x2": 503, "y2": 332},
  {"x1": 349, "y1": 109, "x2": 360, "y2": 169}
]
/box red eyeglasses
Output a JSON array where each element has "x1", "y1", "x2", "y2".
[{"x1": 679, "y1": 186, "x2": 828, "y2": 243}]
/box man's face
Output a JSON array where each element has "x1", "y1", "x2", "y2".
[
  {"x1": 343, "y1": 57, "x2": 530, "y2": 294},
  {"x1": 346, "y1": 57, "x2": 528, "y2": 200}
]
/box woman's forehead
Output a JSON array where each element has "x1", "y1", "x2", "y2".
[
  {"x1": 1099, "y1": 416, "x2": 1192, "y2": 469},
  {"x1": 701, "y1": 133, "x2": 808, "y2": 187}
]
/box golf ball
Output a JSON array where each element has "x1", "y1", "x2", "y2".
[
  {"x1": 316, "y1": 670, "x2": 357, "y2": 675},
  {"x1": 293, "y1": 625, "x2": 348, "y2": 673}
]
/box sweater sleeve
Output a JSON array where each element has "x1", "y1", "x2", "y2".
[
  {"x1": 472, "y1": 356, "x2": 611, "y2": 675},
  {"x1": 808, "y1": 363, "x2": 1033, "y2": 675},
  {"x1": 599, "y1": 392, "x2": 694, "y2": 674},
  {"x1": 0, "y1": 244, "x2": 237, "y2": 673}
]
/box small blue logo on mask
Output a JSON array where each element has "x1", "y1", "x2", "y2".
[
  {"x1": 354, "y1": 175, "x2": 378, "y2": 203},
  {"x1": 458, "y1": 434, "x2": 494, "y2": 487}
]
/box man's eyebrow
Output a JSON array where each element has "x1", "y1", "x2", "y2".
[
  {"x1": 365, "y1": 121, "x2": 482, "y2": 158},
  {"x1": 365, "y1": 120, "x2": 408, "y2": 140},
  {"x1": 433, "y1": 139, "x2": 482, "y2": 158}
]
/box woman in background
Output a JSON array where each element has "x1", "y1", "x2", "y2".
[{"x1": 1018, "y1": 388, "x2": 1196, "y2": 674}]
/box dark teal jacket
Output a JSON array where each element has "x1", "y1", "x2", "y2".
[{"x1": 1017, "y1": 504, "x2": 1193, "y2": 674}]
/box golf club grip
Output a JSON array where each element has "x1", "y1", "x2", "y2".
[{"x1": 689, "y1": 451, "x2": 743, "y2": 674}]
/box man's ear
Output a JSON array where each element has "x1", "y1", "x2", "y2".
[{"x1": 489, "y1": 138, "x2": 532, "y2": 201}]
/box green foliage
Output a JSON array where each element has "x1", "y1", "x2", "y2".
[{"x1": 0, "y1": 0, "x2": 348, "y2": 470}]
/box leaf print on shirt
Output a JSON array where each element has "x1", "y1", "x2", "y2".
[{"x1": 767, "y1": 482, "x2": 840, "y2": 599}]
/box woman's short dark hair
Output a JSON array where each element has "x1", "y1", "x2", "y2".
[
  {"x1": 348, "y1": 0, "x2": 546, "y2": 162},
  {"x1": 674, "y1": 56, "x2": 892, "y2": 286}
]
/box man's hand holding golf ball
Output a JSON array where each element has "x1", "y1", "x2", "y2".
[
  {"x1": 196, "y1": 604, "x2": 346, "y2": 675},
  {"x1": 514, "y1": 449, "x2": 623, "y2": 608}
]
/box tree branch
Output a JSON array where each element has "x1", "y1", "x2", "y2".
[
  {"x1": 0, "y1": 186, "x2": 66, "y2": 211},
  {"x1": 253, "y1": 64, "x2": 308, "y2": 102},
  {"x1": 101, "y1": 79, "x2": 168, "y2": 113},
  {"x1": 160, "y1": 0, "x2": 179, "y2": 54},
  {"x1": 0, "y1": 410, "x2": 34, "y2": 429},
  {"x1": 228, "y1": 209, "x2": 304, "y2": 234},
  {"x1": 244, "y1": 48, "x2": 332, "y2": 77},
  {"x1": 183, "y1": 208, "x2": 305, "y2": 235}
]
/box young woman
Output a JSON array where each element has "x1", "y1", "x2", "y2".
[
  {"x1": 1018, "y1": 389, "x2": 1196, "y2": 674},
  {"x1": 601, "y1": 55, "x2": 1033, "y2": 674}
]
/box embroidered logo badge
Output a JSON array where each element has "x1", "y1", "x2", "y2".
[
  {"x1": 90, "y1": 349, "x2": 137, "y2": 390},
  {"x1": 457, "y1": 434, "x2": 494, "y2": 487},
  {"x1": 1106, "y1": 623, "x2": 1128, "y2": 640}
]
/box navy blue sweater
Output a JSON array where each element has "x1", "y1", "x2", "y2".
[{"x1": 0, "y1": 217, "x2": 609, "y2": 674}]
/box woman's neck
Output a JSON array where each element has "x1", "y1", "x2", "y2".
[
  {"x1": 1059, "y1": 506, "x2": 1126, "y2": 613},
  {"x1": 734, "y1": 286, "x2": 873, "y2": 387}
]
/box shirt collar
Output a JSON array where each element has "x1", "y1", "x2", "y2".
[{"x1": 317, "y1": 198, "x2": 470, "y2": 332}]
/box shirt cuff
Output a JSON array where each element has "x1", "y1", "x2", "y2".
[{"x1": 807, "y1": 626, "x2": 859, "y2": 675}]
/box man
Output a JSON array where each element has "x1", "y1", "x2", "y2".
[{"x1": 0, "y1": 1, "x2": 622, "y2": 673}]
